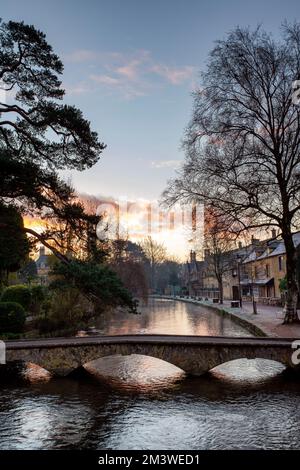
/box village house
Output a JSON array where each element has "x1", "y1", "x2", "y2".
[
  {"x1": 183, "y1": 242, "x2": 259, "y2": 300},
  {"x1": 182, "y1": 249, "x2": 225, "y2": 299},
  {"x1": 222, "y1": 243, "x2": 255, "y2": 301},
  {"x1": 241, "y1": 231, "x2": 300, "y2": 305},
  {"x1": 35, "y1": 246, "x2": 52, "y2": 284},
  {"x1": 183, "y1": 231, "x2": 300, "y2": 304}
]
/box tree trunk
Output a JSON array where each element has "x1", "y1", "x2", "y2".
[
  {"x1": 282, "y1": 229, "x2": 300, "y2": 324},
  {"x1": 218, "y1": 278, "x2": 223, "y2": 304},
  {"x1": 151, "y1": 264, "x2": 156, "y2": 292}
]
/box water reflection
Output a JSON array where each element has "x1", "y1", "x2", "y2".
[
  {"x1": 84, "y1": 355, "x2": 185, "y2": 393},
  {"x1": 0, "y1": 299, "x2": 299, "y2": 450},
  {"x1": 96, "y1": 298, "x2": 253, "y2": 337},
  {"x1": 1, "y1": 366, "x2": 300, "y2": 450},
  {"x1": 212, "y1": 358, "x2": 286, "y2": 384}
]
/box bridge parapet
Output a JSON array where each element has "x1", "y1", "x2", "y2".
[{"x1": 3, "y1": 335, "x2": 299, "y2": 377}]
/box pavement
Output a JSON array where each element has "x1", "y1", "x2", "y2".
[{"x1": 222, "y1": 300, "x2": 300, "y2": 338}]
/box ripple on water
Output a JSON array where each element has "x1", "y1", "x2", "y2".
[
  {"x1": 84, "y1": 354, "x2": 186, "y2": 393},
  {"x1": 0, "y1": 299, "x2": 300, "y2": 449}
]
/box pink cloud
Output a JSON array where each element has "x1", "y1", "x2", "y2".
[
  {"x1": 90, "y1": 74, "x2": 121, "y2": 85},
  {"x1": 66, "y1": 48, "x2": 195, "y2": 98},
  {"x1": 151, "y1": 64, "x2": 195, "y2": 84}
]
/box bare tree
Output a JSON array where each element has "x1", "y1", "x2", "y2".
[
  {"x1": 108, "y1": 238, "x2": 149, "y2": 302},
  {"x1": 163, "y1": 24, "x2": 300, "y2": 323},
  {"x1": 140, "y1": 236, "x2": 167, "y2": 291},
  {"x1": 204, "y1": 208, "x2": 238, "y2": 304}
]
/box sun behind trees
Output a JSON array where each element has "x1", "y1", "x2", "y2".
[
  {"x1": 163, "y1": 23, "x2": 300, "y2": 324},
  {"x1": 0, "y1": 19, "x2": 137, "y2": 333}
]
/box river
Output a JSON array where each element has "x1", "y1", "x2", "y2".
[{"x1": 0, "y1": 298, "x2": 299, "y2": 450}]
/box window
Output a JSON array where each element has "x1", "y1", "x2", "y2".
[
  {"x1": 278, "y1": 256, "x2": 284, "y2": 271},
  {"x1": 266, "y1": 264, "x2": 269, "y2": 277}
]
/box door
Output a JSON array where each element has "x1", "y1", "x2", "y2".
[{"x1": 232, "y1": 285, "x2": 239, "y2": 300}]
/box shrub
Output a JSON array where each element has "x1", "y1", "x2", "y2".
[
  {"x1": 35, "y1": 287, "x2": 92, "y2": 336},
  {"x1": 0, "y1": 302, "x2": 26, "y2": 333},
  {"x1": 1, "y1": 284, "x2": 31, "y2": 311},
  {"x1": 279, "y1": 277, "x2": 287, "y2": 292},
  {"x1": 30, "y1": 285, "x2": 46, "y2": 315}
]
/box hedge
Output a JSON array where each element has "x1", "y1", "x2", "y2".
[
  {"x1": 1, "y1": 284, "x2": 31, "y2": 311},
  {"x1": 0, "y1": 302, "x2": 26, "y2": 333}
]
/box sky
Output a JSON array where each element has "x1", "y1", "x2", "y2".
[{"x1": 2, "y1": 0, "x2": 300, "y2": 258}]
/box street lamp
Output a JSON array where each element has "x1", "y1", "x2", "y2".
[{"x1": 237, "y1": 255, "x2": 243, "y2": 308}]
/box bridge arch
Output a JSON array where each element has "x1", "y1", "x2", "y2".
[
  {"x1": 81, "y1": 353, "x2": 186, "y2": 383},
  {"x1": 210, "y1": 357, "x2": 287, "y2": 378},
  {"x1": 4, "y1": 335, "x2": 299, "y2": 378}
]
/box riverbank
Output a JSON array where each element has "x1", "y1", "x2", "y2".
[{"x1": 153, "y1": 296, "x2": 300, "y2": 338}]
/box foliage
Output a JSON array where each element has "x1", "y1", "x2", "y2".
[
  {"x1": 156, "y1": 260, "x2": 182, "y2": 294},
  {"x1": 30, "y1": 285, "x2": 47, "y2": 315},
  {"x1": 279, "y1": 277, "x2": 287, "y2": 292},
  {"x1": 0, "y1": 203, "x2": 30, "y2": 284},
  {"x1": 0, "y1": 302, "x2": 26, "y2": 333},
  {"x1": 1, "y1": 284, "x2": 31, "y2": 311},
  {"x1": 0, "y1": 19, "x2": 105, "y2": 168},
  {"x1": 35, "y1": 287, "x2": 91, "y2": 335},
  {"x1": 50, "y1": 260, "x2": 138, "y2": 313},
  {"x1": 0, "y1": 19, "x2": 138, "y2": 317},
  {"x1": 19, "y1": 259, "x2": 38, "y2": 284},
  {"x1": 0, "y1": 19, "x2": 105, "y2": 264}
]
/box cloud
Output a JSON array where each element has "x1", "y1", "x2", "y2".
[
  {"x1": 65, "y1": 48, "x2": 195, "y2": 99},
  {"x1": 151, "y1": 160, "x2": 181, "y2": 169},
  {"x1": 78, "y1": 192, "x2": 194, "y2": 260},
  {"x1": 90, "y1": 74, "x2": 121, "y2": 86},
  {"x1": 115, "y1": 51, "x2": 150, "y2": 80},
  {"x1": 150, "y1": 64, "x2": 195, "y2": 85},
  {"x1": 89, "y1": 72, "x2": 148, "y2": 100}
]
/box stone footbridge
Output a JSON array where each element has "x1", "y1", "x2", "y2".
[{"x1": 2, "y1": 335, "x2": 299, "y2": 377}]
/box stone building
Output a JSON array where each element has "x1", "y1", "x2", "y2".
[
  {"x1": 182, "y1": 231, "x2": 300, "y2": 303},
  {"x1": 241, "y1": 232, "x2": 300, "y2": 305},
  {"x1": 35, "y1": 245, "x2": 52, "y2": 284},
  {"x1": 182, "y1": 250, "x2": 219, "y2": 298}
]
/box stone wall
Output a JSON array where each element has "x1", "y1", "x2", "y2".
[{"x1": 5, "y1": 336, "x2": 298, "y2": 377}]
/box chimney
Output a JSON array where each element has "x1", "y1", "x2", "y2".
[
  {"x1": 238, "y1": 241, "x2": 242, "y2": 249},
  {"x1": 271, "y1": 228, "x2": 276, "y2": 239},
  {"x1": 190, "y1": 250, "x2": 196, "y2": 262},
  {"x1": 204, "y1": 248, "x2": 210, "y2": 259},
  {"x1": 39, "y1": 245, "x2": 45, "y2": 257}
]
